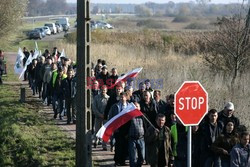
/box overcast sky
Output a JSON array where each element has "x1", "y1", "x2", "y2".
[{"x1": 66, "y1": 0, "x2": 242, "y2": 4}]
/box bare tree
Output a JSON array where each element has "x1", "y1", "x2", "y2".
[
  {"x1": 0, "y1": 0, "x2": 27, "y2": 39},
  {"x1": 203, "y1": 6, "x2": 250, "y2": 89}
]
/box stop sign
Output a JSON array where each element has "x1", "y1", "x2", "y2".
[{"x1": 174, "y1": 81, "x2": 208, "y2": 126}]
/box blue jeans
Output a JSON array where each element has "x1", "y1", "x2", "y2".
[
  {"x1": 204, "y1": 155, "x2": 221, "y2": 167},
  {"x1": 128, "y1": 137, "x2": 145, "y2": 167}
]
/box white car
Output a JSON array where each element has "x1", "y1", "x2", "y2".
[
  {"x1": 43, "y1": 26, "x2": 51, "y2": 35},
  {"x1": 44, "y1": 23, "x2": 57, "y2": 34}
]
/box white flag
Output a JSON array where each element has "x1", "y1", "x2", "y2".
[
  {"x1": 58, "y1": 49, "x2": 66, "y2": 62},
  {"x1": 14, "y1": 48, "x2": 25, "y2": 74},
  {"x1": 35, "y1": 41, "x2": 39, "y2": 51},
  {"x1": 19, "y1": 53, "x2": 32, "y2": 79}
]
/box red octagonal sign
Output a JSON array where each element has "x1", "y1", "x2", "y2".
[{"x1": 174, "y1": 81, "x2": 208, "y2": 126}]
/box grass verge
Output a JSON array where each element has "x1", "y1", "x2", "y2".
[{"x1": 0, "y1": 84, "x2": 75, "y2": 166}]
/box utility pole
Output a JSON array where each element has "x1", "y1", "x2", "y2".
[{"x1": 76, "y1": 0, "x2": 92, "y2": 166}]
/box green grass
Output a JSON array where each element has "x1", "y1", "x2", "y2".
[{"x1": 0, "y1": 84, "x2": 75, "y2": 166}]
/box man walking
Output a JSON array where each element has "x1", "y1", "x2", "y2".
[
  {"x1": 145, "y1": 113, "x2": 174, "y2": 167},
  {"x1": 93, "y1": 85, "x2": 109, "y2": 150}
]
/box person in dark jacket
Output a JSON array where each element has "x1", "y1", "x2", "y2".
[
  {"x1": 165, "y1": 94, "x2": 174, "y2": 128},
  {"x1": 107, "y1": 68, "x2": 118, "y2": 96},
  {"x1": 28, "y1": 59, "x2": 38, "y2": 95},
  {"x1": 200, "y1": 109, "x2": 224, "y2": 167},
  {"x1": 52, "y1": 67, "x2": 66, "y2": 119},
  {"x1": 91, "y1": 80, "x2": 100, "y2": 134},
  {"x1": 211, "y1": 120, "x2": 239, "y2": 167},
  {"x1": 23, "y1": 47, "x2": 30, "y2": 81},
  {"x1": 96, "y1": 65, "x2": 110, "y2": 87},
  {"x1": 218, "y1": 102, "x2": 240, "y2": 129},
  {"x1": 192, "y1": 125, "x2": 202, "y2": 167},
  {"x1": 133, "y1": 82, "x2": 146, "y2": 103},
  {"x1": 230, "y1": 131, "x2": 250, "y2": 167},
  {"x1": 62, "y1": 68, "x2": 76, "y2": 124},
  {"x1": 153, "y1": 90, "x2": 167, "y2": 114},
  {"x1": 145, "y1": 113, "x2": 174, "y2": 167},
  {"x1": 104, "y1": 85, "x2": 124, "y2": 120},
  {"x1": 35, "y1": 56, "x2": 45, "y2": 98},
  {"x1": 139, "y1": 91, "x2": 158, "y2": 127}
]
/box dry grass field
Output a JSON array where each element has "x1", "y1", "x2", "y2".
[{"x1": 55, "y1": 38, "x2": 250, "y2": 129}]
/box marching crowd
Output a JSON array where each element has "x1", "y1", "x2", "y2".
[{"x1": 20, "y1": 47, "x2": 249, "y2": 167}]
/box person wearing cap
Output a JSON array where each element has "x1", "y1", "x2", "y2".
[
  {"x1": 230, "y1": 131, "x2": 250, "y2": 167},
  {"x1": 95, "y1": 62, "x2": 102, "y2": 76},
  {"x1": 96, "y1": 65, "x2": 110, "y2": 87},
  {"x1": 218, "y1": 102, "x2": 240, "y2": 128}
]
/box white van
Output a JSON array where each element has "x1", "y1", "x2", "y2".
[
  {"x1": 57, "y1": 17, "x2": 70, "y2": 27},
  {"x1": 56, "y1": 17, "x2": 70, "y2": 31},
  {"x1": 44, "y1": 23, "x2": 57, "y2": 34}
]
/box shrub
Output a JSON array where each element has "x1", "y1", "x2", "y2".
[
  {"x1": 64, "y1": 32, "x2": 76, "y2": 44},
  {"x1": 185, "y1": 22, "x2": 208, "y2": 30},
  {"x1": 172, "y1": 15, "x2": 191, "y2": 23},
  {"x1": 136, "y1": 19, "x2": 168, "y2": 29}
]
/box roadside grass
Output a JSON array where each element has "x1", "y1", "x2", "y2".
[{"x1": 0, "y1": 84, "x2": 75, "y2": 166}]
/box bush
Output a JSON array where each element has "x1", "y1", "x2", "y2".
[
  {"x1": 64, "y1": 32, "x2": 77, "y2": 44},
  {"x1": 172, "y1": 15, "x2": 191, "y2": 23},
  {"x1": 185, "y1": 22, "x2": 208, "y2": 30},
  {"x1": 136, "y1": 19, "x2": 168, "y2": 29}
]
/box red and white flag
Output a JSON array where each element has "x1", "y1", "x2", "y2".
[
  {"x1": 109, "y1": 67, "x2": 143, "y2": 89},
  {"x1": 96, "y1": 103, "x2": 143, "y2": 143}
]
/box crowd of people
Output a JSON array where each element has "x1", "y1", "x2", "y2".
[{"x1": 21, "y1": 47, "x2": 249, "y2": 167}]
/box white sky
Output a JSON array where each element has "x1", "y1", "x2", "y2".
[{"x1": 66, "y1": 0, "x2": 242, "y2": 4}]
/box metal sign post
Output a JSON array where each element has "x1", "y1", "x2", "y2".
[
  {"x1": 76, "y1": 0, "x2": 92, "y2": 166},
  {"x1": 187, "y1": 126, "x2": 192, "y2": 167}
]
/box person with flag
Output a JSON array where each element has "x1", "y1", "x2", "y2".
[
  {"x1": 145, "y1": 113, "x2": 174, "y2": 167},
  {"x1": 108, "y1": 92, "x2": 132, "y2": 166}
]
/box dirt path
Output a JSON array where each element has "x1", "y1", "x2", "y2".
[{"x1": 4, "y1": 53, "x2": 149, "y2": 167}]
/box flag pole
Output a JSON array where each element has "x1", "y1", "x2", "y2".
[{"x1": 142, "y1": 114, "x2": 157, "y2": 130}]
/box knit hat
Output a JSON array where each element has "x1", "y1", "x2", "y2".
[{"x1": 225, "y1": 102, "x2": 234, "y2": 111}]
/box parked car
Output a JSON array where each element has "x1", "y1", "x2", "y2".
[
  {"x1": 34, "y1": 27, "x2": 46, "y2": 38},
  {"x1": 29, "y1": 29, "x2": 42, "y2": 39},
  {"x1": 96, "y1": 21, "x2": 113, "y2": 29},
  {"x1": 44, "y1": 23, "x2": 57, "y2": 34},
  {"x1": 43, "y1": 26, "x2": 51, "y2": 35},
  {"x1": 55, "y1": 23, "x2": 63, "y2": 33}
]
